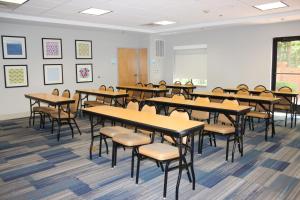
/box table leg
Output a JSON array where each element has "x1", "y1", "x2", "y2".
[
  {"x1": 57, "y1": 106, "x2": 61, "y2": 141},
  {"x1": 89, "y1": 114, "x2": 94, "y2": 160},
  {"x1": 175, "y1": 137, "x2": 183, "y2": 200},
  {"x1": 29, "y1": 99, "x2": 33, "y2": 127},
  {"x1": 190, "y1": 132, "x2": 196, "y2": 190}
]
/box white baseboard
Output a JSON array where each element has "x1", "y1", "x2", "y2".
[{"x1": 0, "y1": 112, "x2": 30, "y2": 121}]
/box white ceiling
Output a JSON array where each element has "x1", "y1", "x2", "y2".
[{"x1": 0, "y1": 0, "x2": 300, "y2": 33}]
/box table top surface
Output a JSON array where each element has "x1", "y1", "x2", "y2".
[
  {"x1": 191, "y1": 91, "x2": 281, "y2": 103},
  {"x1": 146, "y1": 97, "x2": 251, "y2": 114},
  {"x1": 83, "y1": 105, "x2": 204, "y2": 136},
  {"x1": 25, "y1": 93, "x2": 75, "y2": 104},
  {"x1": 224, "y1": 88, "x2": 300, "y2": 96},
  {"x1": 76, "y1": 88, "x2": 128, "y2": 97},
  {"x1": 117, "y1": 85, "x2": 169, "y2": 92}
]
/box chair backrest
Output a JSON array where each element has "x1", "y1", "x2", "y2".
[
  {"x1": 70, "y1": 92, "x2": 80, "y2": 114},
  {"x1": 169, "y1": 109, "x2": 190, "y2": 120},
  {"x1": 146, "y1": 83, "x2": 154, "y2": 88},
  {"x1": 256, "y1": 90, "x2": 274, "y2": 112},
  {"x1": 136, "y1": 82, "x2": 144, "y2": 87},
  {"x1": 141, "y1": 104, "x2": 156, "y2": 114},
  {"x1": 103, "y1": 86, "x2": 114, "y2": 105},
  {"x1": 127, "y1": 100, "x2": 139, "y2": 111},
  {"x1": 158, "y1": 84, "x2": 167, "y2": 97},
  {"x1": 62, "y1": 89, "x2": 70, "y2": 98},
  {"x1": 159, "y1": 80, "x2": 166, "y2": 85},
  {"x1": 254, "y1": 85, "x2": 266, "y2": 92},
  {"x1": 52, "y1": 88, "x2": 59, "y2": 96},
  {"x1": 172, "y1": 94, "x2": 185, "y2": 101},
  {"x1": 99, "y1": 85, "x2": 106, "y2": 90},
  {"x1": 107, "y1": 86, "x2": 114, "y2": 91},
  {"x1": 237, "y1": 84, "x2": 249, "y2": 90},
  {"x1": 277, "y1": 86, "x2": 293, "y2": 106},
  {"x1": 192, "y1": 97, "x2": 210, "y2": 121},
  {"x1": 174, "y1": 81, "x2": 182, "y2": 85},
  {"x1": 212, "y1": 87, "x2": 224, "y2": 94},
  {"x1": 218, "y1": 99, "x2": 239, "y2": 125},
  {"x1": 237, "y1": 88, "x2": 250, "y2": 96},
  {"x1": 171, "y1": 81, "x2": 182, "y2": 95},
  {"x1": 278, "y1": 86, "x2": 292, "y2": 93}
]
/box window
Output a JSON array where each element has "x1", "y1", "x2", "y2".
[
  {"x1": 173, "y1": 45, "x2": 207, "y2": 86},
  {"x1": 272, "y1": 36, "x2": 300, "y2": 91}
]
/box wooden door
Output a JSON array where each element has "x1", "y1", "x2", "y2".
[
  {"x1": 118, "y1": 48, "x2": 138, "y2": 86},
  {"x1": 139, "y1": 48, "x2": 148, "y2": 84},
  {"x1": 118, "y1": 48, "x2": 148, "y2": 85}
]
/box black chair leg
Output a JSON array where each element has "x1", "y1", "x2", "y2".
[
  {"x1": 163, "y1": 161, "x2": 170, "y2": 198},
  {"x1": 265, "y1": 119, "x2": 269, "y2": 141},
  {"x1": 209, "y1": 135, "x2": 212, "y2": 146},
  {"x1": 131, "y1": 149, "x2": 135, "y2": 178},
  {"x1": 68, "y1": 121, "x2": 74, "y2": 138},
  {"x1": 136, "y1": 154, "x2": 141, "y2": 184},
  {"x1": 73, "y1": 119, "x2": 81, "y2": 135},
  {"x1": 90, "y1": 136, "x2": 94, "y2": 160},
  {"x1": 212, "y1": 134, "x2": 216, "y2": 147},
  {"x1": 232, "y1": 137, "x2": 237, "y2": 162},
  {"x1": 226, "y1": 137, "x2": 230, "y2": 161},
  {"x1": 183, "y1": 157, "x2": 192, "y2": 183},
  {"x1": 57, "y1": 122, "x2": 61, "y2": 141},
  {"x1": 104, "y1": 138, "x2": 109, "y2": 154},
  {"x1": 112, "y1": 142, "x2": 116, "y2": 168},
  {"x1": 285, "y1": 111, "x2": 288, "y2": 127},
  {"x1": 99, "y1": 134, "x2": 103, "y2": 157},
  {"x1": 51, "y1": 119, "x2": 54, "y2": 134}
]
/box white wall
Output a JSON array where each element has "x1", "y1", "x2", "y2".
[
  {"x1": 158, "y1": 20, "x2": 300, "y2": 91},
  {"x1": 0, "y1": 21, "x2": 149, "y2": 120}
]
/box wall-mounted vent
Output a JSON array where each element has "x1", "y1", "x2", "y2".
[{"x1": 155, "y1": 40, "x2": 164, "y2": 57}]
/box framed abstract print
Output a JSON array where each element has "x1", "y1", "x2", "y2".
[
  {"x1": 42, "y1": 38, "x2": 62, "y2": 59},
  {"x1": 4, "y1": 65, "x2": 28, "y2": 88},
  {"x1": 76, "y1": 63, "x2": 93, "y2": 83},
  {"x1": 75, "y1": 40, "x2": 92, "y2": 59},
  {"x1": 1, "y1": 36, "x2": 27, "y2": 59},
  {"x1": 43, "y1": 64, "x2": 63, "y2": 85}
]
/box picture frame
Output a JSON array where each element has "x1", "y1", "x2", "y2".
[
  {"x1": 43, "y1": 64, "x2": 63, "y2": 85},
  {"x1": 42, "y1": 38, "x2": 62, "y2": 59},
  {"x1": 1, "y1": 36, "x2": 27, "y2": 59},
  {"x1": 75, "y1": 40, "x2": 92, "y2": 59},
  {"x1": 76, "y1": 63, "x2": 93, "y2": 83},
  {"x1": 4, "y1": 65, "x2": 29, "y2": 88}
]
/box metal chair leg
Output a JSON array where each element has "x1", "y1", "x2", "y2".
[
  {"x1": 73, "y1": 119, "x2": 81, "y2": 135},
  {"x1": 99, "y1": 134, "x2": 103, "y2": 157},
  {"x1": 163, "y1": 161, "x2": 170, "y2": 198},
  {"x1": 226, "y1": 137, "x2": 230, "y2": 161},
  {"x1": 136, "y1": 154, "x2": 141, "y2": 184}
]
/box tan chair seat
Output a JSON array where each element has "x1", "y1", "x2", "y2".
[
  {"x1": 137, "y1": 129, "x2": 152, "y2": 136},
  {"x1": 246, "y1": 111, "x2": 270, "y2": 119},
  {"x1": 274, "y1": 104, "x2": 291, "y2": 111},
  {"x1": 84, "y1": 100, "x2": 104, "y2": 107},
  {"x1": 113, "y1": 133, "x2": 151, "y2": 147},
  {"x1": 33, "y1": 106, "x2": 56, "y2": 113},
  {"x1": 50, "y1": 111, "x2": 75, "y2": 119},
  {"x1": 139, "y1": 143, "x2": 179, "y2": 161},
  {"x1": 204, "y1": 124, "x2": 235, "y2": 135},
  {"x1": 163, "y1": 135, "x2": 187, "y2": 144},
  {"x1": 100, "y1": 126, "x2": 133, "y2": 138}
]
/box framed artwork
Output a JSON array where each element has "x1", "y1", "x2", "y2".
[
  {"x1": 76, "y1": 63, "x2": 93, "y2": 83},
  {"x1": 43, "y1": 64, "x2": 63, "y2": 85},
  {"x1": 42, "y1": 38, "x2": 62, "y2": 59},
  {"x1": 75, "y1": 40, "x2": 92, "y2": 59},
  {"x1": 4, "y1": 65, "x2": 28, "y2": 88},
  {"x1": 1, "y1": 36, "x2": 27, "y2": 59}
]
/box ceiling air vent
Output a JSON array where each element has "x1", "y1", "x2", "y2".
[{"x1": 155, "y1": 40, "x2": 164, "y2": 57}]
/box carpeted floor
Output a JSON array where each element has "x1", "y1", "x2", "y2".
[{"x1": 0, "y1": 115, "x2": 300, "y2": 200}]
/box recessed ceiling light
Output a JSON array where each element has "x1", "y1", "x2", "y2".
[
  {"x1": 153, "y1": 21, "x2": 176, "y2": 26},
  {"x1": 254, "y1": 1, "x2": 288, "y2": 11},
  {"x1": 0, "y1": 0, "x2": 28, "y2": 4},
  {"x1": 80, "y1": 8, "x2": 112, "y2": 16}
]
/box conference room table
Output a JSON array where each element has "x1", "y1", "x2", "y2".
[
  {"x1": 82, "y1": 105, "x2": 204, "y2": 200},
  {"x1": 76, "y1": 88, "x2": 129, "y2": 108},
  {"x1": 145, "y1": 97, "x2": 251, "y2": 161},
  {"x1": 224, "y1": 88, "x2": 299, "y2": 127},
  {"x1": 153, "y1": 84, "x2": 197, "y2": 95},
  {"x1": 116, "y1": 85, "x2": 169, "y2": 98},
  {"x1": 190, "y1": 91, "x2": 280, "y2": 137},
  {"x1": 24, "y1": 93, "x2": 75, "y2": 131}
]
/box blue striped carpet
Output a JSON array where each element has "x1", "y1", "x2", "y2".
[{"x1": 0, "y1": 116, "x2": 300, "y2": 200}]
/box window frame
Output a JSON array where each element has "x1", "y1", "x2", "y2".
[{"x1": 271, "y1": 36, "x2": 300, "y2": 90}]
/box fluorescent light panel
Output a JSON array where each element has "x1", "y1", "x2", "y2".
[
  {"x1": 254, "y1": 1, "x2": 288, "y2": 11},
  {"x1": 0, "y1": 0, "x2": 28, "y2": 4},
  {"x1": 80, "y1": 8, "x2": 112, "y2": 16},
  {"x1": 153, "y1": 21, "x2": 176, "y2": 25}
]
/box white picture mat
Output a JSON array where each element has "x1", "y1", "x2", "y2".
[{"x1": 44, "y1": 65, "x2": 63, "y2": 84}]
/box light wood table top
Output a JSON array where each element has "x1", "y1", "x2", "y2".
[
  {"x1": 224, "y1": 88, "x2": 299, "y2": 96},
  {"x1": 116, "y1": 85, "x2": 169, "y2": 92},
  {"x1": 154, "y1": 84, "x2": 196, "y2": 89},
  {"x1": 146, "y1": 97, "x2": 251, "y2": 115},
  {"x1": 76, "y1": 88, "x2": 128, "y2": 97},
  {"x1": 191, "y1": 91, "x2": 281, "y2": 103},
  {"x1": 83, "y1": 105, "x2": 204, "y2": 137},
  {"x1": 25, "y1": 93, "x2": 75, "y2": 105}
]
